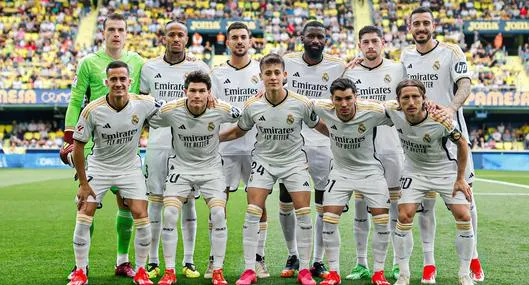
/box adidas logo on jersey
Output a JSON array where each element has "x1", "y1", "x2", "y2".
[
  {"x1": 155, "y1": 73, "x2": 162, "y2": 78},
  {"x1": 407, "y1": 64, "x2": 412, "y2": 68},
  {"x1": 293, "y1": 72, "x2": 300, "y2": 77},
  {"x1": 331, "y1": 125, "x2": 337, "y2": 130},
  {"x1": 103, "y1": 123, "x2": 111, "y2": 129},
  {"x1": 303, "y1": 181, "x2": 310, "y2": 187},
  {"x1": 224, "y1": 78, "x2": 231, "y2": 84},
  {"x1": 259, "y1": 116, "x2": 266, "y2": 121},
  {"x1": 179, "y1": 124, "x2": 186, "y2": 130}
]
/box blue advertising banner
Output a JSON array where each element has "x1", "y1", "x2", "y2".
[
  {"x1": 464, "y1": 20, "x2": 529, "y2": 34},
  {"x1": 472, "y1": 151, "x2": 529, "y2": 171},
  {"x1": 0, "y1": 89, "x2": 70, "y2": 106}
]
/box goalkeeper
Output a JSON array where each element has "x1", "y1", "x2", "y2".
[{"x1": 61, "y1": 13, "x2": 144, "y2": 280}]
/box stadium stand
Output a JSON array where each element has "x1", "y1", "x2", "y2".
[
  {"x1": 0, "y1": 1, "x2": 91, "y2": 89},
  {"x1": 470, "y1": 123, "x2": 529, "y2": 150}
]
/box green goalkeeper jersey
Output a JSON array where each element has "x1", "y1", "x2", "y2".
[{"x1": 65, "y1": 48, "x2": 144, "y2": 129}]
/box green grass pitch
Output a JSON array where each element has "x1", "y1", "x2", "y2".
[{"x1": 1, "y1": 169, "x2": 528, "y2": 284}]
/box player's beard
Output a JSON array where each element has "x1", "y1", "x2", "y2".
[
  {"x1": 413, "y1": 31, "x2": 431, "y2": 44},
  {"x1": 304, "y1": 42, "x2": 324, "y2": 60},
  {"x1": 232, "y1": 47, "x2": 248, "y2": 57}
]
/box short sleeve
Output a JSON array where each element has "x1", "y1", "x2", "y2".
[
  {"x1": 73, "y1": 110, "x2": 94, "y2": 143},
  {"x1": 140, "y1": 65, "x2": 150, "y2": 95},
  {"x1": 450, "y1": 46, "x2": 471, "y2": 83},
  {"x1": 237, "y1": 106, "x2": 254, "y2": 131},
  {"x1": 303, "y1": 101, "x2": 320, "y2": 128}
]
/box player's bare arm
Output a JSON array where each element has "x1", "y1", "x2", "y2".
[
  {"x1": 314, "y1": 120, "x2": 329, "y2": 137},
  {"x1": 219, "y1": 125, "x2": 247, "y2": 142},
  {"x1": 447, "y1": 78, "x2": 471, "y2": 117},
  {"x1": 453, "y1": 134, "x2": 471, "y2": 202},
  {"x1": 72, "y1": 140, "x2": 96, "y2": 211}
]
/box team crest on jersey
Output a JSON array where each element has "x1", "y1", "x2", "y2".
[
  {"x1": 433, "y1": 60, "x2": 441, "y2": 71},
  {"x1": 131, "y1": 114, "x2": 139, "y2": 125},
  {"x1": 322, "y1": 72, "x2": 329, "y2": 82},
  {"x1": 251, "y1": 75, "x2": 259, "y2": 84},
  {"x1": 208, "y1": 122, "x2": 215, "y2": 131},
  {"x1": 358, "y1": 123, "x2": 366, "y2": 133},
  {"x1": 287, "y1": 114, "x2": 295, "y2": 125},
  {"x1": 423, "y1": 133, "x2": 432, "y2": 143},
  {"x1": 384, "y1": 74, "x2": 391, "y2": 83}
]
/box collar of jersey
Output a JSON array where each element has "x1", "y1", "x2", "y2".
[
  {"x1": 185, "y1": 99, "x2": 208, "y2": 117},
  {"x1": 416, "y1": 40, "x2": 440, "y2": 56},
  {"x1": 407, "y1": 110, "x2": 429, "y2": 126},
  {"x1": 105, "y1": 94, "x2": 130, "y2": 112},
  {"x1": 97, "y1": 49, "x2": 127, "y2": 60},
  {"x1": 265, "y1": 89, "x2": 289, "y2": 107},
  {"x1": 360, "y1": 59, "x2": 384, "y2": 71},
  {"x1": 163, "y1": 54, "x2": 186, "y2": 66},
  {"x1": 302, "y1": 53, "x2": 324, "y2": 66},
  {"x1": 227, "y1": 59, "x2": 252, "y2": 70}
]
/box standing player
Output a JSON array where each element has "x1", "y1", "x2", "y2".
[
  {"x1": 282, "y1": 20, "x2": 346, "y2": 278},
  {"x1": 67, "y1": 61, "x2": 158, "y2": 285},
  {"x1": 401, "y1": 6, "x2": 483, "y2": 283},
  {"x1": 343, "y1": 25, "x2": 406, "y2": 280},
  {"x1": 387, "y1": 79, "x2": 474, "y2": 285},
  {"x1": 220, "y1": 54, "x2": 327, "y2": 285},
  {"x1": 313, "y1": 78, "x2": 393, "y2": 285},
  {"x1": 210, "y1": 22, "x2": 269, "y2": 278},
  {"x1": 149, "y1": 71, "x2": 238, "y2": 285},
  {"x1": 140, "y1": 20, "x2": 210, "y2": 279},
  {"x1": 61, "y1": 13, "x2": 144, "y2": 279}
]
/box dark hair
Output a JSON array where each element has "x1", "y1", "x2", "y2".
[
  {"x1": 103, "y1": 13, "x2": 127, "y2": 30},
  {"x1": 165, "y1": 20, "x2": 187, "y2": 33},
  {"x1": 395, "y1": 79, "x2": 426, "y2": 100},
  {"x1": 410, "y1": 6, "x2": 434, "y2": 21},
  {"x1": 106, "y1": 60, "x2": 129, "y2": 75},
  {"x1": 302, "y1": 20, "x2": 325, "y2": 35},
  {"x1": 227, "y1": 22, "x2": 251, "y2": 36},
  {"x1": 358, "y1": 25, "x2": 383, "y2": 40},
  {"x1": 330, "y1": 78, "x2": 357, "y2": 96},
  {"x1": 184, "y1": 70, "x2": 211, "y2": 90},
  {"x1": 259, "y1": 53, "x2": 285, "y2": 71}
]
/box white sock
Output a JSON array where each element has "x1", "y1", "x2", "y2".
[
  {"x1": 279, "y1": 202, "x2": 298, "y2": 256},
  {"x1": 419, "y1": 194, "x2": 436, "y2": 266},
  {"x1": 389, "y1": 191, "x2": 400, "y2": 266},
  {"x1": 208, "y1": 216, "x2": 213, "y2": 258},
  {"x1": 354, "y1": 194, "x2": 370, "y2": 267},
  {"x1": 313, "y1": 203, "x2": 324, "y2": 263},
  {"x1": 243, "y1": 204, "x2": 263, "y2": 270},
  {"x1": 73, "y1": 214, "x2": 93, "y2": 272},
  {"x1": 394, "y1": 221, "x2": 414, "y2": 277},
  {"x1": 372, "y1": 214, "x2": 390, "y2": 272},
  {"x1": 148, "y1": 195, "x2": 163, "y2": 265},
  {"x1": 257, "y1": 222, "x2": 268, "y2": 258},
  {"x1": 470, "y1": 191, "x2": 479, "y2": 259},
  {"x1": 181, "y1": 197, "x2": 197, "y2": 264},
  {"x1": 161, "y1": 198, "x2": 182, "y2": 269},
  {"x1": 295, "y1": 207, "x2": 313, "y2": 270},
  {"x1": 322, "y1": 212, "x2": 340, "y2": 272},
  {"x1": 456, "y1": 221, "x2": 474, "y2": 277},
  {"x1": 134, "y1": 217, "x2": 152, "y2": 269},
  {"x1": 209, "y1": 200, "x2": 227, "y2": 270}
]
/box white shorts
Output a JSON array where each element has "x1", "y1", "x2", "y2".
[
  {"x1": 399, "y1": 174, "x2": 470, "y2": 205},
  {"x1": 221, "y1": 154, "x2": 252, "y2": 192},
  {"x1": 247, "y1": 160, "x2": 312, "y2": 193},
  {"x1": 165, "y1": 169, "x2": 226, "y2": 201},
  {"x1": 86, "y1": 169, "x2": 148, "y2": 203},
  {"x1": 378, "y1": 152, "x2": 404, "y2": 189},
  {"x1": 304, "y1": 146, "x2": 333, "y2": 191},
  {"x1": 145, "y1": 148, "x2": 172, "y2": 196},
  {"x1": 323, "y1": 171, "x2": 390, "y2": 209}
]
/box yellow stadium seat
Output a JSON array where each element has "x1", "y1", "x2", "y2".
[
  {"x1": 503, "y1": 142, "x2": 513, "y2": 150},
  {"x1": 494, "y1": 142, "x2": 504, "y2": 150},
  {"x1": 4, "y1": 125, "x2": 12, "y2": 134}
]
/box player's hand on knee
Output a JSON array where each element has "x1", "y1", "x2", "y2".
[
  {"x1": 60, "y1": 130, "x2": 75, "y2": 167},
  {"x1": 77, "y1": 184, "x2": 96, "y2": 211},
  {"x1": 452, "y1": 178, "x2": 472, "y2": 202}
]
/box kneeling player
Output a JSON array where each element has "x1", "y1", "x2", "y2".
[
  {"x1": 386, "y1": 79, "x2": 474, "y2": 285},
  {"x1": 149, "y1": 71, "x2": 240, "y2": 285},
  {"x1": 220, "y1": 54, "x2": 328, "y2": 285},
  {"x1": 68, "y1": 61, "x2": 158, "y2": 285},
  {"x1": 313, "y1": 78, "x2": 393, "y2": 285}
]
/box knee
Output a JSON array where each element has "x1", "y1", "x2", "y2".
[
  {"x1": 453, "y1": 209, "x2": 471, "y2": 222},
  {"x1": 208, "y1": 199, "x2": 226, "y2": 224}
]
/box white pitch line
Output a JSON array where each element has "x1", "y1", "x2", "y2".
[
  {"x1": 475, "y1": 178, "x2": 529, "y2": 190},
  {"x1": 474, "y1": 193, "x2": 529, "y2": 196}
]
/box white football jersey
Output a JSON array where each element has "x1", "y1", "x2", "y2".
[
  {"x1": 211, "y1": 60, "x2": 262, "y2": 155},
  {"x1": 149, "y1": 98, "x2": 241, "y2": 174},
  {"x1": 385, "y1": 101, "x2": 462, "y2": 177},
  {"x1": 400, "y1": 42, "x2": 472, "y2": 139},
  {"x1": 73, "y1": 94, "x2": 158, "y2": 174},
  {"x1": 238, "y1": 90, "x2": 319, "y2": 168},
  {"x1": 312, "y1": 99, "x2": 391, "y2": 177},
  {"x1": 140, "y1": 56, "x2": 210, "y2": 149},
  {"x1": 283, "y1": 52, "x2": 346, "y2": 146},
  {"x1": 343, "y1": 59, "x2": 406, "y2": 155}
]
